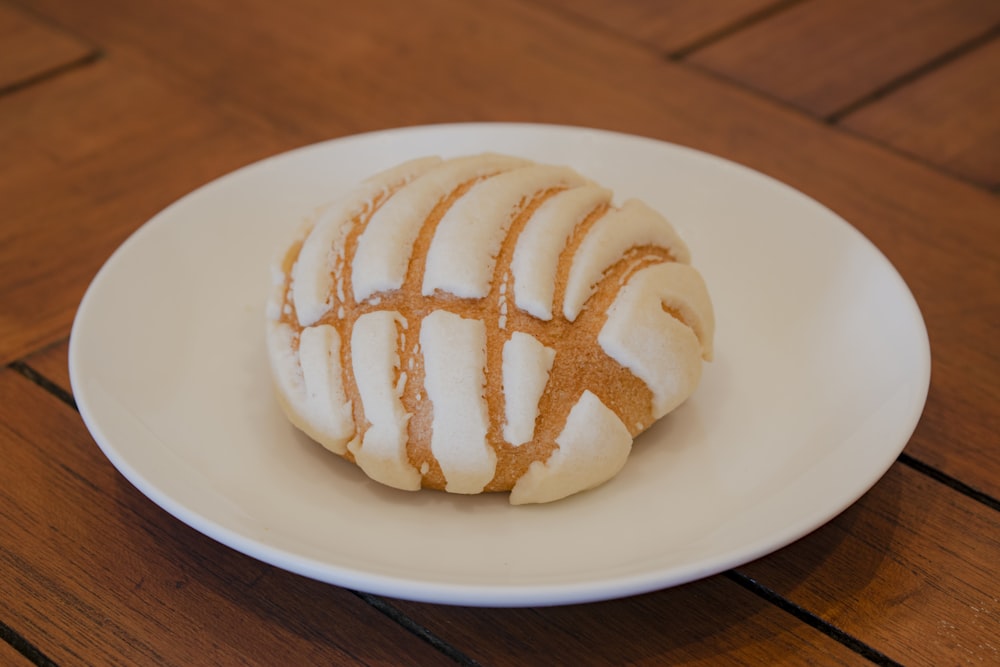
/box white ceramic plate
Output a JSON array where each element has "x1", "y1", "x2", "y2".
[{"x1": 69, "y1": 123, "x2": 930, "y2": 607}]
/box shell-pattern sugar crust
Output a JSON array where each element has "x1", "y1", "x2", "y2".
[{"x1": 266, "y1": 153, "x2": 714, "y2": 504}]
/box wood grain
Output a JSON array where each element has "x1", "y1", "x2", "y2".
[
  {"x1": 686, "y1": 0, "x2": 1000, "y2": 117},
  {"x1": 841, "y1": 35, "x2": 1000, "y2": 188},
  {"x1": 0, "y1": 1, "x2": 94, "y2": 91},
  {"x1": 18, "y1": 309, "x2": 999, "y2": 664},
  {"x1": 392, "y1": 579, "x2": 869, "y2": 665},
  {"x1": 391, "y1": 466, "x2": 1000, "y2": 666},
  {"x1": 10, "y1": 348, "x2": 873, "y2": 664},
  {"x1": 529, "y1": 0, "x2": 784, "y2": 53},
  {"x1": 740, "y1": 464, "x2": 1000, "y2": 665},
  {"x1": 14, "y1": 0, "x2": 1000, "y2": 519},
  {"x1": 19, "y1": 340, "x2": 70, "y2": 391},
  {"x1": 3, "y1": 0, "x2": 999, "y2": 662},
  {"x1": 10, "y1": 343, "x2": 879, "y2": 665},
  {"x1": 0, "y1": 639, "x2": 35, "y2": 667},
  {"x1": 0, "y1": 368, "x2": 458, "y2": 666},
  {"x1": 0, "y1": 58, "x2": 296, "y2": 365}
]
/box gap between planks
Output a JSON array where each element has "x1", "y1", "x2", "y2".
[
  {"x1": 0, "y1": 49, "x2": 104, "y2": 98},
  {"x1": 0, "y1": 618, "x2": 58, "y2": 667},
  {"x1": 825, "y1": 23, "x2": 1000, "y2": 123},
  {"x1": 724, "y1": 571, "x2": 903, "y2": 667}
]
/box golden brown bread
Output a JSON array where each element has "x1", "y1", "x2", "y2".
[{"x1": 266, "y1": 153, "x2": 714, "y2": 504}]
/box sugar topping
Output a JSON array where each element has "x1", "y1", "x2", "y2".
[
  {"x1": 419, "y1": 309, "x2": 496, "y2": 494},
  {"x1": 348, "y1": 311, "x2": 421, "y2": 490},
  {"x1": 501, "y1": 332, "x2": 556, "y2": 446},
  {"x1": 509, "y1": 391, "x2": 632, "y2": 504},
  {"x1": 295, "y1": 324, "x2": 355, "y2": 452},
  {"x1": 294, "y1": 156, "x2": 441, "y2": 326},
  {"x1": 422, "y1": 165, "x2": 585, "y2": 299},
  {"x1": 352, "y1": 154, "x2": 529, "y2": 302},
  {"x1": 563, "y1": 199, "x2": 691, "y2": 321},
  {"x1": 598, "y1": 262, "x2": 712, "y2": 417},
  {"x1": 510, "y1": 185, "x2": 611, "y2": 320}
]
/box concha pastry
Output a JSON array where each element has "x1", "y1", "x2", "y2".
[{"x1": 266, "y1": 153, "x2": 714, "y2": 504}]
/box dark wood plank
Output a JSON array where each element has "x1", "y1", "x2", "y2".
[
  {"x1": 392, "y1": 464, "x2": 1000, "y2": 666},
  {"x1": 393, "y1": 579, "x2": 868, "y2": 665},
  {"x1": 740, "y1": 464, "x2": 1000, "y2": 666},
  {"x1": 16, "y1": 0, "x2": 1000, "y2": 518},
  {"x1": 15, "y1": 343, "x2": 869, "y2": 664},
  {"x1": 911, "y1": 369, "x2": 1000, "y2": 502},
  {"x1": 841, "y1": 36, "x2": 1000, "y2": 188},
  {"x1": 0, "y1": 1, "x2": 94, "y2": 91},
  {"x1": 686, "y1": 0, "x2": 1000, "y2": 117},
  {"x1": 21, "y1": 335, "x2": 999, "y2": 665},
  {"x1": 19, "y1": 339, "x2": 70, "y2": 391},
  {"x1": 0, "y1": 368, "x2": 457, "y2": 666},
  {"x1": 529, "y1": 0, "x2": 783, "y2": 52},
  {"x1": 5, "y1": 1, "x2": 998, "y2": 664},
  {"x1": 0, "y1": 640, "x2": 35, "y2": 667},
  {"x1": 0, "y1": 58, "x2": 299, "y2": 365}
]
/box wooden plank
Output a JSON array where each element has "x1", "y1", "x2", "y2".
[
  {"x1": 20, "y1": 321, "x2": 998, "y2": 664},
  {"x1": 18, "y1": 340, "x2": 70, "y2": 391},
  {"x1": 0, "y1": 368, "x2": 457, "y2": 666},
  {"x1": 391, "y1": 466, "x2": 1000, "y2": 666},
  {"x1": 4, "y1": 2, "x2": 997, "y2": 664},
  {"x1": 686, "y1": 0, "x2": 1000, "y2": 117},
  {"x1": 0, "y1": 58, "x2": 298, "y2": 365},
  {"x1": 841, "y1": 36, "x2": 1000, "y2": 189},
  {"x1": 392, "y1": 578, "x2": 869, "y2": 665},
  {"x1": 0, "y1": 1, "x2": 94, "y2": 91},
  {"x1": 14, "y1": 0, "x2": 835, "y2": 136},
  {"x1": 529, "y1": 0, "x2": 783, "y2": 53},
  {"x1": 15, "y1": 0, "x2": 1000, "y2": 512},
  {"x1": 740, "y1": 464, "x2": 1000, "y2": 665},
  {"x1": 0, "y1": 640, "x2": 36, "y2": 667},
  {"x1": 12, "y1": 344, "x2": 870, "y2": 664}
]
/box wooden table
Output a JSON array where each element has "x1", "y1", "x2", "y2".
[{"x1": 2, "y1": 0, "x2": 997, "y2": 664}]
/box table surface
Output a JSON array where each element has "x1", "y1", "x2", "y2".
[{"x1": 2, "y1": 0, "x2": 998, "y2": 665}]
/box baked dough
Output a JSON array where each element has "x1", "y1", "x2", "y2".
[{"x1": 266, "y1": 153, "x2": 714, "y2": 504}]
